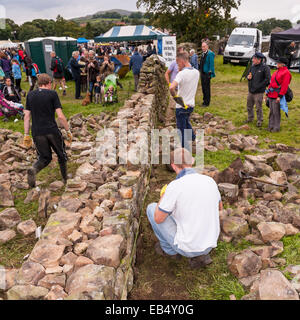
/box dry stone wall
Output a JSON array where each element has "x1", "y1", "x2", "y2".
[{"x1": 3, "y1": 56, "x2": 169, "y2": 300}]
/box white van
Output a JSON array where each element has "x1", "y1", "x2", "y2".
[{"x1": 223, "y1": 28, "x2": 263, "y2": 65}]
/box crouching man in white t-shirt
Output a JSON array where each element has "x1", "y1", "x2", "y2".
[{"x1": 147, "y1": 148, "x2": 222, "y2": 269}]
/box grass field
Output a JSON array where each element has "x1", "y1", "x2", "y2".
[{"x1": 0, "y1": 57, "x2": 299, "y2": 299}]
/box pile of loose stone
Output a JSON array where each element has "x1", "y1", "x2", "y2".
[
  {"x1": 1, "y1": 56, "x2": 168, "y2": 300},
  {"x1": 164, "y1": 111, "x2": 300, "y2": 300}
]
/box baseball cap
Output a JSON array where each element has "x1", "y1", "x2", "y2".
[{"x1": 253, "y1": 52, "x2": 265, "y2": 60}]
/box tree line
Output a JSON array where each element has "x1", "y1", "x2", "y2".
[{"x1": 0, "y1": 13, "x2": 148, "y2": 42}]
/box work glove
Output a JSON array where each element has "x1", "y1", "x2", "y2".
[
  {"x1": 173, "y1": 95, "x2": 188, "y2": 110},
  {"x1": 23, "y1": 135, "x2": 32, "y2": 149},
  {"x1": 160, "y1": 184, "x2": 168, "y2": 197}
]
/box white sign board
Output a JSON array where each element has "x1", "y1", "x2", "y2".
[
  {"x1": 45, "y1": 44, "x2": 53, "y2": 53},
  {"x1": 162, "y1": 36, "x2": 177, "y2": 68}
]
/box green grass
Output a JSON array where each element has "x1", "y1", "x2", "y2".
[{"x1": 195, "y1": 56, "x2": 300, "y2": 148}]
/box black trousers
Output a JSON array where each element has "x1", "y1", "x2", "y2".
[
  {"x1": 74, "y1": 77, "x2": 81, "y2": 99},
  {"x1": 33, "y1": 132, "x2": 68, "y2": 179},
  {"x1": 15, "y1": 79, "x2": 22, "y2": 93},
  {"x1": 201, "y1": 72, "x2": 211, "y2": 106}
]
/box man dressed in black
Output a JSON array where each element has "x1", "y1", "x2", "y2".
[
  {"x1": 23, "y1": 74, "x2": 72, "y2": 187},
  {"x1": 246, "y1": 52, "x2": 271, "y2": 127}
]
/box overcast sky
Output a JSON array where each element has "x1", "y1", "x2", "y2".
[{"x1": 1, "y1": 0, "x2": 300, "y2": 25}]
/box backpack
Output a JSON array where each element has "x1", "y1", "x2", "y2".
[
  {"x1": 275, "y1": 72, "x2": 293, "y2": 103},
  {"x1": 56, "y1": 58, "x2": 64, "y2": 73},
  {"x1": 31, "y1": 63, "x2": 39, "y2": 76}
]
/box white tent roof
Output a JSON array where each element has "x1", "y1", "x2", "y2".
[
  {"x1": 0, "y1": 40, "x2": 18, "y2": 49},
  {"x1": 95, "y1": 25, "x2": 167, "y2": 42},
  {"x1": 28, "y1": 36, "x2": 76, "y2": 42}
]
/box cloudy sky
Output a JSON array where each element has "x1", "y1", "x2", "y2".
[{"x1": 1, "y1": 0, "x2": 300, "y2": 25}]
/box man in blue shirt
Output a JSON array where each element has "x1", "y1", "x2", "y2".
[
  {"x1": 190, "y1": 49, "x2": 199, "y2": 70},
  {"x1": 129, "y1": 47, "x2": 144, "y2": 92},
  {"x1": 199, "y1": 42, "x2": 215, "y2": 107}
]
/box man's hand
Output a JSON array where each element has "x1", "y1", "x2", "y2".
[
  {"x1": 276, "y1": 97, "x2": 281, "y2": 103},
  {"x1": 247, "y1": 72, "x2": 252, "y2": 80},
  {"x1": 23, "y1": 135, "x2": 32, "y2": 149}
]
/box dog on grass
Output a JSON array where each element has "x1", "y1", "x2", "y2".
[{"x1": 82, "y1": 92, "x2": 91, "y2": 106}]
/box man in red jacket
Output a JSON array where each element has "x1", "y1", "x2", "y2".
[{"x1": 265, "y1": 57, "x2": 292, "y2": 132}]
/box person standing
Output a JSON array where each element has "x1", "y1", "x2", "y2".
[
  {"x1": 169, "y1": 51, "x2": 200, "y2": 150},
  {"x1": 0, "y1": 52, "x2": 12, "y2": 79},
  {"x1": 199, "y1": 42, "x2": 215, "y2": 107},
  {"x1": 50, "y1": 51, "x2": 66, "y2": 96},
  {"x1": 11, "y1": 59, "x2": 25, "y2": 96},
  {"x1": 190, "y1": 49, "x2": 199, "y2": 70},
  {"x1": 70, "y1": 51, "x2": 84, "y2": 100},
  {"x1": 284, "y1": 41, "x2": 296, "y2": 69},
  {"x1": 265, "y1": 57, "x2": 292, "y2": 132},
  {"x1": 86, "y1": 50, "x2": 100, "y2": 103},
  {"x1": 147, "y1": 148, "x2": 222, "y2": 269},
  {"x1": 246, "y1": 52, "x2": 271, "y2": 127},
  {"x1": 129, "y1": 47, "x2": 144, "y2": 92},
  {"x1": 23, "y1": 74, "x2": 72, "y2": 187}
]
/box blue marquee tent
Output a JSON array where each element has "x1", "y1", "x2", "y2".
[{"x1": 77, "y1": 37, "x2": 88, "y2": 44}]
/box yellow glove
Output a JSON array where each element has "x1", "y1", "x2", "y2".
[
  {"x1": 23, "y1": 135, "x2": 32, "y2": 149},
  {"x1": 168, "y1": 83, "x2": 171, "y2": 88},
  {"x1": 67, "y1": 130, "x2": 72, "y2": 144},
  {"x1": 173, "y1": 95, "x2": 189, "y2": 110},
  {"x1": 160, "y1": 184, "x2": 168, "y2": 197}
]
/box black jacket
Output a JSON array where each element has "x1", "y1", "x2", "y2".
[
  {"x1": 70, "y1": 57, "x2": 83, "y2": 79},
  {"x1": 247, "y1": 62, "x2": 271, "y2": 94}
]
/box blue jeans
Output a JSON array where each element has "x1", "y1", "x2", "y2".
[
  {"x1": 176, "y1": 107, "x2": 196, "y2": 150},
  {"x1": 89, "y1": 81, "x2": 95, "y2": 94},
  {"x1": 146, "y1": 203, "x2": 213, "y2": 258}
]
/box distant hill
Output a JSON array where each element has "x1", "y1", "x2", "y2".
[{"x1": 72, "y1": 9, "x2": 144, "y2": 24}]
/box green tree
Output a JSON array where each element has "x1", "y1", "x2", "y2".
[
  {"x1": 55, "y1": 15, "x2": 81, "y2": 38},
  {"x1": 256, "y1": 18, "x2": 292, "y2": 35},
  {"x1": 129, "y1": 12, "x2": 144, "y2": 19},
  {"x1": 84, "y1": 22, "x2": 93, "y2": 39},
  {"x1": 31, "y1": 19, "x2": 56, "y2": 37},
  {"x1": 18, "y1": 22, "x2": 44, "y2": 41},
  {"x1": 0, "y1": 19, "x2": 20, "y2": 40},
  {"x1": 137, "y1": 0, "x2": 241, "y2": 44}
]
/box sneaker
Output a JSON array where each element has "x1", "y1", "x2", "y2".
[
  {"x1": 244, "y1": 119, "x2": 253, "y2": 124},
  {"x1": 256, "y1": 121, "x2": 262, "y2": 128},
  {"x1": 63, "y1": 90, "x2": 66, "y2": 96},
  {"x1": 76, "y1": 96, "x2": 83, "y2": 100},
  {"x1": 27, "y1": 168, "x2": 36, "y2": 188},
  {"x1": 189, "y1": 254, "x2": 213, "y2": 269},
  {"x1": 155, "y1": 242, "x2": 181, "y2": 260},
  {"x1": 202, "y1": 103, "x2": 209, "y2": 107}
]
